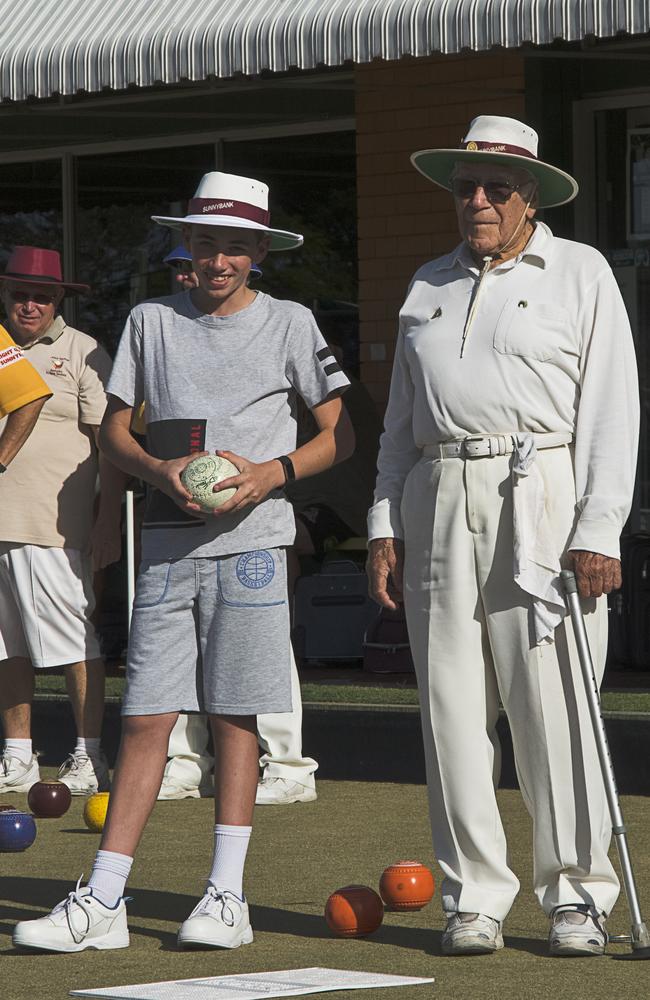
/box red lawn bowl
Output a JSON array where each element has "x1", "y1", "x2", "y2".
[
  {"x1": 379, "y1": 860, "x2": 435, "y2": 911},
  {"x1": 27, "y1": 780, "x2": 72, "y2": 818},
  {"x1": 324, "y1": 885, "x2": 384, "y2": 937}
]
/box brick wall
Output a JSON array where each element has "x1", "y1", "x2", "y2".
[{"x1": 355, "y1": 52, "x2": 525, "y2": 407}]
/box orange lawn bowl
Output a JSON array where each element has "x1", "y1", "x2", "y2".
[
  {"x1": 379, "y1": 860, "x2": 435, "y2": 911},
  {"x1": 324, "y1": 884, "x2": 384, "y2": 937},
  {"x1": 83, "y1": 792, "x2": 110, "y2": 833}
]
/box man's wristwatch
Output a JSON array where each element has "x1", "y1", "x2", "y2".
[{"x1": 275, "y1": 455, "x2": 295, "y2": 484}]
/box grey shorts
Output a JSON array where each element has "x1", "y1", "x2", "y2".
[{"x1": 123, "y1": 549, "x2": 292, "y2": 717}]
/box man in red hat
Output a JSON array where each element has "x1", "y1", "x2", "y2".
[
  {"x1": 0, "y1": 246, "x2": 123, "y2": 798},
  {"x1": 367, "y1": 116, "x2": 638, "y2": 957}
]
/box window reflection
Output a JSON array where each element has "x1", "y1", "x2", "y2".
[
  {"x1": 75, "y1": 146, "x2": 215, "y2": 353},
  {"x1": 225, "y1": 132, "x2": 359, "y2": 373},
  {"x1": 0, "y1": 161, "x2": 63, "y2": 272}
]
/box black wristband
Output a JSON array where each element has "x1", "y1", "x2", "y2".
[
  {"x1": 276, "y1": 455, "x2": 295, "y2": 483},
  {"x1": 0, "y1": 461, "x2": 6, "y2": 474}
]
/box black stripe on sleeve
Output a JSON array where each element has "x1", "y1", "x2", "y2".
[
  {"x1": 324, "y1": 362, "x2": 342, "y2": 376},
  {"x1": 316, "y1": 346, "x2": 332, "y2": 361}
]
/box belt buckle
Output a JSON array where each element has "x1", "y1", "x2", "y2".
[{"x1": 463, "y1": 435, "x2": 490, "y2": 458}]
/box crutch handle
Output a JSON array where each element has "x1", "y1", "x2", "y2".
[{"x1": 560, "y1": 569, "x2": 578, "y2": 594}]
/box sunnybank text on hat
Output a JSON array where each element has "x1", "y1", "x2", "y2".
[
  {"x1": 152, "y1": 172, "x2": 303, "y2": 251},
  {"x1": 411, "y1": 115, "x2": 578, "y2": 209}
]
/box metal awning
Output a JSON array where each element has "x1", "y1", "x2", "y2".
[{"x1": 1, "y1": 0, "x2": 649, "y2": 103}]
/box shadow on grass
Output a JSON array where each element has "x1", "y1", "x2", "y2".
[{"x1": 3, "y1": 878, "x2": 552, "y2": 959}]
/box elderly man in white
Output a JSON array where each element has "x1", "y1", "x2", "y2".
[{"x1": 367, "y1": 116, "x2": 639, "y2": 958}]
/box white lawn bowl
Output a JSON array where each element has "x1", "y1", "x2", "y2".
[{"x1": 180, "y1": 455, "x2": 239, "y2": 512}]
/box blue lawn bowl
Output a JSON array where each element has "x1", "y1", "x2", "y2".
[{"x1": 0, "y1": 809, "x2": 37, "y2": 852}]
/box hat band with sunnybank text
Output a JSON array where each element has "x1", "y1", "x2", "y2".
[
  {"x1": 188, "y1": 198, "x2": 270, "y2": 226},
  {"x1": 463, "y1": 141, "x2": 535, "y2": 159}
]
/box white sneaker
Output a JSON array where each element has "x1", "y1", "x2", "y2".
[
  {"x1": 157, "y1": 768, "x2": 214, "y2": 801},
  {"x1": 442, "y1": 912, "x2": 504, "y2": 955},
  {"x1": 255, "y1": 777, "x2": 317, "y2": 805},
  {"x1": 58, "y1": 751, "x2": 110, "y2": 796},
  {"x1": 549, "y1": 905, "x2": 607, "y2": 956},
  {"x1": 158, "y1": 775, "x2": 202, "y2": 800},
  {"x1": 177, "y1": 886, "x2": 254, "y2": 949},
  {"x1": 13, "y1": 881, "x2": 129, "y2": 953},
  {"x1": 0, "y1": 753, "x2": 40, "y2": 793}
]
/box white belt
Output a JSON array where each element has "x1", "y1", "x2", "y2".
[{"x1": 422, "y1": 431, "x2": 572, "y2": 460}]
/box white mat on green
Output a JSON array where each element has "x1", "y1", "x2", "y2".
[{"x1": 70, "y1": 967, "x2": 435, "y2": 1000}]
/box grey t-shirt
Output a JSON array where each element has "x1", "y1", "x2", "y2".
[{"x1": 108, "y1": 290, "x2": 349, "y2": 559}]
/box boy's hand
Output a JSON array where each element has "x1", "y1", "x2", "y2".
[
  {"x1": 207, "y1": 449, "x2": 286, "y2": 515},
  {"x1": 150, "y1": 452, "x2": 207, "y2": 517}
]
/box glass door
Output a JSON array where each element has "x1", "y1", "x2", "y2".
[{"x1": 575, "y1": 100, "x2": 650, "y2": 532}]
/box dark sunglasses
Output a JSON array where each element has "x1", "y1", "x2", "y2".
[
  {"x1": 450, "y1": 178, "x2": 524, "y2": 204},
  {"x1": 9, "y1": 289, "x2": 58, "y2": 306}
]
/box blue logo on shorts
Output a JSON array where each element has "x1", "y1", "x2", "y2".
[{"x1": 236, "y1": 550, "x2": 275, "y2": 589}]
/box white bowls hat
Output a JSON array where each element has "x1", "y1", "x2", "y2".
[
  {"x1": 152, "y1": 171, "x2": 303, "y2": 251},
  {"x1": 411, "y1": 115, "x2": 578, "y2": 208}
]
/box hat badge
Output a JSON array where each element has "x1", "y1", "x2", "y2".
[{"x1": 466, "y1": 141, "x2": 478, "y2": 151}]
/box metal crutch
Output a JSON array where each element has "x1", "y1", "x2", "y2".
[{"x1": 561, "y1": 569, "x2": 650, "y2": 958}]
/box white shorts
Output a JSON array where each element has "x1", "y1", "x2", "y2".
[{"x1": 0, "y1": 543, "x2": 101, "y2": 668}]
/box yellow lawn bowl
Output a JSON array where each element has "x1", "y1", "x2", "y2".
[{"x1": 83, "y1": 792, "x2": 110, "y2": 833}]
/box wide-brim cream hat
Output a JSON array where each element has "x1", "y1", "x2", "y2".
[
  {"x1": 152, "y1": 171, "x2": 303, "y2": 251},
  {"x1": 411, "y1": 115, "x2": 578, "y2": 209}
]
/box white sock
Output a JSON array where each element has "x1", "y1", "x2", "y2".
[
  {"x1": 4, "y1": 739, "x2": 33, "y2": 765},
  {"x1": 87, "y1": 850, "x2": 133, "y2": 908},
  {"x1": 208, "y1": 824, "x2": 252, "y2": 900},
  {"x1": 75, "y1": 737, "x2": 101, "y2": 760}
]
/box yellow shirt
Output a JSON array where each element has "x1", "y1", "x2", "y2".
[
  {"x1": 0, "y1": 324, "x2": 52, "y2": 416},
  {"x1": 0, "y1": 316, "x2": 112, "y2": 550}
]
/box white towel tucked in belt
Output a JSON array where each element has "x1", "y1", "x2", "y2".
[{"x1": 511, "y1": 434, "x2": 565, "y2": 644}]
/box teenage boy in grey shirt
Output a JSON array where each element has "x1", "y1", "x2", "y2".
[{"x1": 14, "y1": 171, "x2": 354, "y2": 954}]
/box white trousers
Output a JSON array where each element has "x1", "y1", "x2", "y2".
[
  {"x1": 401, "y1": 445, "x2": 619, "y2": 921},
  {"x1": 165, "y1": 646, "x2": 318, "y2": 787}
]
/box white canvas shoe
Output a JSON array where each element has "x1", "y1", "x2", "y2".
[
  {"x1": 177, "y1": 886, "x2": 254, "y2": 949},
  {"x1": 255, "y1": 777, "x2": 317, "y2": 805},
  {"x1": 157, "y1": 762, "x2": 214, "y2": 800},
  {"x1": 58, "y1": 751, "x2": 110, "y2": 795},
  {"x1": 13, "y1": 882, "x2": 129, "y2": 953},
  {"x1": 157, "y1": 774, "x2": 202, "y2": 800},
  {"x1": 442, "y1": 912, "x2": 504, "y2": 955},
  {"x1": 0, "y1": 753, "x2": 40, "y2": 793},
  {"x1": 549, "y1": 905, "x2": 607, "y2": 956}
]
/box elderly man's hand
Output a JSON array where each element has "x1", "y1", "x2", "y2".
[
  {"x1": 91, "y1": 514, "x2": 122, "y2": 571},
  {"x1": 570, "y1": 550, "x2": 622, "y2": 599},
  {"x1": 366, "y1": 537, "x2": 404, "y2": 610}
]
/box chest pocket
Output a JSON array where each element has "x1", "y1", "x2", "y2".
[{"x1": 493, "y1": 300, "x2": 569, "y2": 362}]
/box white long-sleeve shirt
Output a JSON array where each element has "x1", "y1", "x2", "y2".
[{"x1": 368, "y1": 222, "x2": 640, "y2": 559}]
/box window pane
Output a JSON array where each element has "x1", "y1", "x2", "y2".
[
  {"x1": 0, "y1": 161, "x2": 63, "y2": 271},
  {"x1": 224, "y1": 132, "x2": 359, "y2": 372},
  {"x1": 595, "y1": 109, "x2": 650, "y2": 528},
  {"x1": 75, "y1": 145, "x2": 215, "y2": 353}
]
